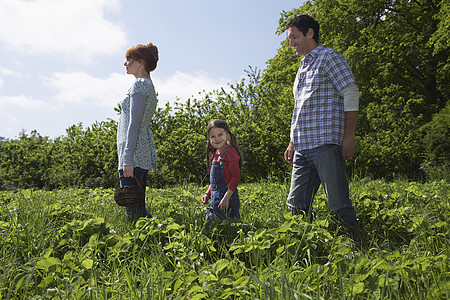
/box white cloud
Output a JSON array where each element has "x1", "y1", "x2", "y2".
[
  {"x1": 154, "y1": 71, "x2": 231, "y2": 106},
  {"x1": 0, "y1": 96, "x2": 57, "y2": 138},
  {"x1": 0, "y1": 67, "x2": 21, "y2": 77},
  {"x1": 0, "y1": 70, "x2": 233, "y2": 138},
  {"x1": 0, "y1": 94, "x2": 49, "y2": 109},
  {"x1": 0, "y1": 0, "x2": 126, "y2": 61},
  {"x1": 42, "y1": 71, "x2": 131, "y2": 107},
  {"x1": 0, "y1": 111, "x2": 19, "y2": 123},
  {"x1": 43, "y1": 70, "x2": 232, "y2": 108},
  {"x1": 0, "y1": 67, "x2": 23, "y2": 89}
]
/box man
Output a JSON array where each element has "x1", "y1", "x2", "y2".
[{"x1": 284, "y1": 15, "x2": 360, "y2": 240}]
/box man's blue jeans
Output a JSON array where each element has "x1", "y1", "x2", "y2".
[{"x1": 287, "y1": 144, "x2": 358, "y2": 225}]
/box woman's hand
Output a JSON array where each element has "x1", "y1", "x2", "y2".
[{"x1": 123, "y1": 165, "x2": 134, "y2": 178}]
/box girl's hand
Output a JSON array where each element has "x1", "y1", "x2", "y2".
[
  {"x1": 218, "y1": 197, "x2": 229, "y2": 210},
  {"x1": 123, "y1": 165, "x2": 134, "y2": 177},
  {"x1": 218, "y1": 189, "x2": 233, "y2": 210},
  {"x1": 201, "y1": 194, "x2": 210, "y2": 205}
]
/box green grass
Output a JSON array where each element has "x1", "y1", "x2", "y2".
[{"x1": 0, "y1": 179, "x2": 449, "y2": 299}]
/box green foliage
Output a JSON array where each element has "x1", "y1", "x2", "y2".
[
  {"x1": 150, "y1": 67, "x2": 294, "y2": 185},
  {"x1": 0, "y1": 180, "x2": 448, "y2": 298},
  {"x1": 0, "y1": 130, "x2": 52, "y2": 189},
  {"x1": 0, "y1": 120, "x2": 117, "y2": 190},
  {"x1": 420, "y1": 101, "x2": 450, "y2": 181},
  {"x1": 151, "y1": 100, "x2": 212, "y2": 186},
  {"x1": 52, "y1": 120, "x2": 118, "y2": 188},
  {"x1": 148, "y1": 0, "x2": 449, "y2": 182},
  {"x1": 1, "y1": 0, "x2": 449, "y2": 188},
  {"x1": 276, "y1": 0, "x2": 449, "y2": 179}
]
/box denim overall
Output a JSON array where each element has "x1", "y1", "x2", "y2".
[{"x1": 207, "y1": 147, "x2": 240, "y2": 221}]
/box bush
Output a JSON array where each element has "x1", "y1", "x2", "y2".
[{"x1": 421, "y1": 102, "x2": 450, "y2": 181}]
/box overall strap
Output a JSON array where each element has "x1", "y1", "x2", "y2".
[
  {"x1": 211, "y1": 146, "x2": 232, "y2": 164},
  {"x1": 218, "y1": 146, "x2": 231, "y2": 161}
]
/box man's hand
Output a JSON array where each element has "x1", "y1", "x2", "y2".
[
  {"x1": 342, "y1": 111, "x2": 358, "y2": 160},
  {"x1": 341, "y1": 135, "x2": 356, "y2": 160},
  {"x1": 284, "y1": 142, "x2": 295, "y2": 164}
]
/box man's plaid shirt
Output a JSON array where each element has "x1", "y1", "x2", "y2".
[{"x1": 291, "y1": 44, "x2": 356, "y2": 151}]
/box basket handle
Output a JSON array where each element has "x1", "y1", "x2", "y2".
[{"x1": 115, "y1": 175, "x2": 143, "y2": 188}]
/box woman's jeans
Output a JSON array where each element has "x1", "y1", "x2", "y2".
[
  {"x1": 287, "y1": 144, "x2": 358, "y2": 226},
  {"x1": 119, "y1": 167, "x2": 150, "y2": 220}
]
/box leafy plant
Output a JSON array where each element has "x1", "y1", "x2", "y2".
[{"x1": 1, "y1": 180, "x2": 448, "y2": 299}]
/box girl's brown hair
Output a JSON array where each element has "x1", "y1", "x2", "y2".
[
  {"x1": 206, "y1": 119, "x2": 243, "y2": 172},
  {"x1": 125, "y1": 42, "x2": 159, "y2": 73}
]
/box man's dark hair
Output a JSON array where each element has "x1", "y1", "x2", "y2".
[{"x1": 287, "y1": 15, "x2": 320, "y2": 43}]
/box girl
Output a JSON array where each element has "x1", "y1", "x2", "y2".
[
  {"x1": 201, "y1": 119, "x2": 243, "y2": 221},
  {"x1": 117, "y1": 43, "x2": 159, "y2": 220}
]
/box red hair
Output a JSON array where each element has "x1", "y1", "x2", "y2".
[{"x1": 125, "y1": 43, "x2": 159, "y2": 73}]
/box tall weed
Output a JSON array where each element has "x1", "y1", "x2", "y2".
[{"x1": 0, "y1": 180, "x2": 448, "y2": 299}]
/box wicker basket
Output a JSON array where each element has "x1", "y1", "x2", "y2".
[{"x1": 114, "y1": 176, "x2": 145, "y2": 206}]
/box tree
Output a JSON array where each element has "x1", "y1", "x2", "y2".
[
  {"x1": 420, "y1": 101, "x2": 450, "y2": 181},
  {"x1": 151, "y1": 100, "x2": 210, "y2": 186},
  {"x1": 0, "y1": 130, "x2": 52, "y2": 189},
  {"x1": 1, "y1": 1, "x2": 448, "y2": 189},
  {"x1": 50, "y1": 120, "x2": 118, "y2": 188},
  {"x1": 274, "y1": 0, "x2": 449, "y2": 179}
]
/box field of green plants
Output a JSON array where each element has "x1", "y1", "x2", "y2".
[{"x1": 0, "y1": 179, "x2": 449, "y2": 299}]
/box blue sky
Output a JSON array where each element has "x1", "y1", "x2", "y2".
[{"x1": 0, "y1": 0, "x2": 303, "y2": 139}]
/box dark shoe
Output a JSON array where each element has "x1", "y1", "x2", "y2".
[
  {"x1": 344, "y1": 221, "x2": 361, "y2": 244},
  {"x1": 291, "y1": 208, "x2": 315, "y2": 222}
]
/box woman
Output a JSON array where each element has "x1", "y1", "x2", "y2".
[{"x1": 117, "y1": 43, "x2": 158, "y2": 219}]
